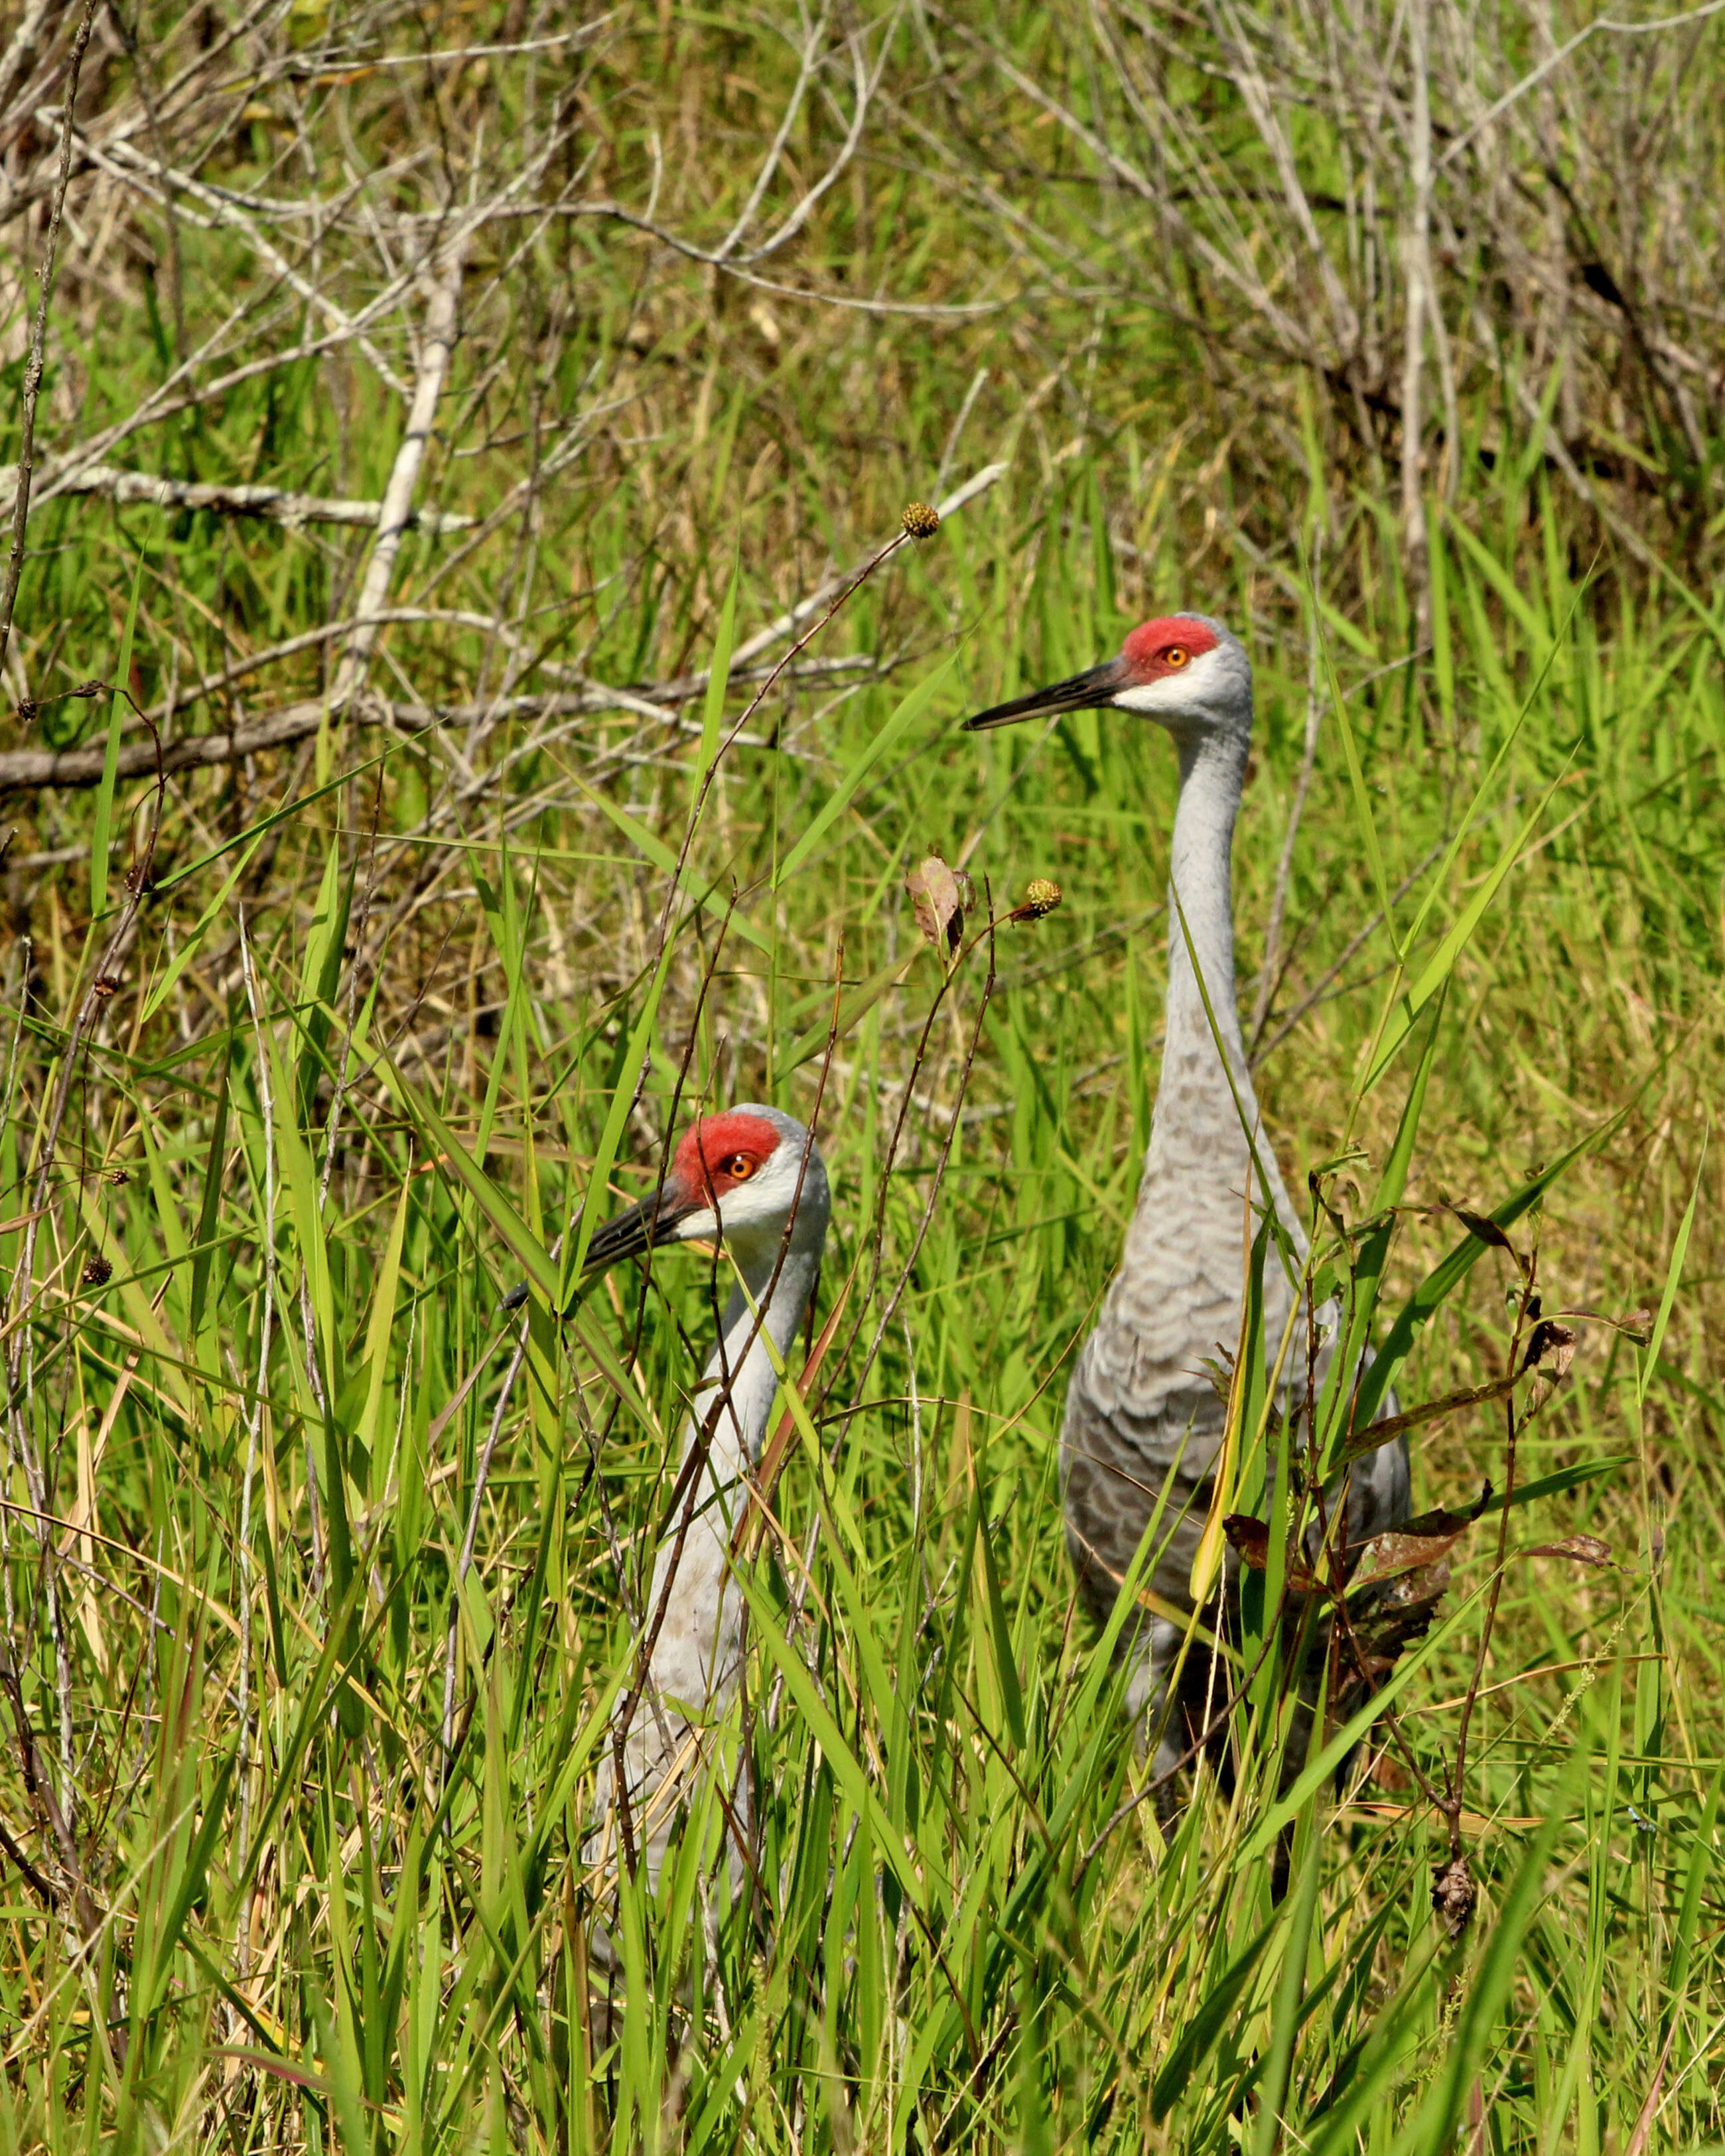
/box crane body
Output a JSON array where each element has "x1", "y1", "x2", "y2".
[
  {"x1": 579, "y1": 1107, "x2": 829, "y2": 1889},
  {"x1": 965, "y1": 614, "x2": 1409, "y2": 1775}
]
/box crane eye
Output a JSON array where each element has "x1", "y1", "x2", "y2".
[
  {"x1": 1162, "y1": 645, "x2": 1189, "y2": 668},
  {"x1": 724, "y1": 1153, "x2": 757, "y2": 1179}
]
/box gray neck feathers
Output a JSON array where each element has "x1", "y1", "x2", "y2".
[
  {"x1": 695, "y1": 1237, "x2": 821, "y2": 1479},
  {"x1": 1143, "y1": 731, "x2": 1302, "y2": 1256}
]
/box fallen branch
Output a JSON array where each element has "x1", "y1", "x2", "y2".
[
  {"x1": 0, "y1": 695, "x2": 432, "y2": 791},
  {"x1": 0, "y1": 0, "x2": 99, "y2": 683},
  {"x1": 9, "y1": 460, "x2": 474, "y2": 533},
  {"x1": 328, "y1": 232, "x2": 468, "y2": 709},
  {"x1": 0, "y1": 463, "x2": 1006, "y2": 789}
]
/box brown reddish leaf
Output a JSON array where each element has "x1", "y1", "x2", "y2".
[
  {"x1": 1395, "y1": 1488, "x2": 1493, "y2": 1537},
  {"x1": 1333, "y1": 1559, "x2": 1451, "y2": 1711},
  {"x1": 1521, "y1": 1534, "x2": 1613, "y2": 1569},
  {"x1": 1222, "y1": 1513, "x2": 1322, "y2": 1593},
  {"x1": 905, "y1": 852, "x2": 974, "y2": 960},
  {"x1": 1347, "y1": 1495, "x2": 1485, "y2": 1592},
  {"x1": 1222, "y1": 1513, "x2": 1269, "y2": 1569},
  {"x1": 1338, "y1": 1373, "x2": 1523, "y2": 1465},
  {"x1": 1523, "y1": 1318, "x2": 1577, "y2": 1379}
]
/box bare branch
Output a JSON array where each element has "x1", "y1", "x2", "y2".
[
  {"x1": 0, "y1": 460, "x2": 474, "y2": 533},
  {"x1": 0, "y1": 0, "x2": 99, "y2": 684}
]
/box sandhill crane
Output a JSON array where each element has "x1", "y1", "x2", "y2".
[
  {"x1": 580, "y1": 1105, "x2": 830, "y2": 1892},
  {"x1": 964, "y1": 612, "x2": 1410, "y2": 1779}
]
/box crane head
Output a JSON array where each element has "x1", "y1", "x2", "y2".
[
  {"x1": 583, "y1": 1105, "x2": 831, "y2": 1272},
  {"x1": 960, "y1": 612, "x2": 1249, "y2": 735}
]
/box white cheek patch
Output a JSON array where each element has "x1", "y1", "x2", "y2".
[{"x1": 1112, "y1": 647, "x2": 1223, "y2": 712}]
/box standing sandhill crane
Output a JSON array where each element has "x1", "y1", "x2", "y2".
[
  {"x1": 964, "y1": 613, "x2": 1410, "y2": 1778},
  {"x1": 581, "y1": 1105, "x2": 830, "y2": 1891}
]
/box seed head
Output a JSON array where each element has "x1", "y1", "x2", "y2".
[
  {"x1": 1022, "y1": 878, "x2": 1062, "y2": 919},
  {"x1": 901, "y1": 501, "x2": 940, "y2": 540},
  {"x1": 1430, "y1": 1854, "x2": 1476, "y2": 1942},
  {"x1": 81, "y1": 1256, "x2": 112, "y2": 1288}
]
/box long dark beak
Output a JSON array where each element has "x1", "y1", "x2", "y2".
[
  {"x1": 961, "y1": 656, "x2": 1129, "y2": 732},
  {"x1": 581, "y1": 1185, "x2": 701, "y2": 1270},
  {"x1": 498, "y1": 1183, "x2": 701, "y2": 1312}
]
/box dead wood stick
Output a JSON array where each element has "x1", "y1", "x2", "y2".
[
  {"x1": 328, "y1": 234, "x2": 468, "y2": 710},
  {"x1": 12, "y1": 460, "x2": 474, "y2": 533},
  {"x1": 0, "y1": 462, "x2": 1007, "y2": 791},
  {"x1": 0, "y1": 0, "x2": 98, "y2": 683},
  {"x1": 0, "y1": 671, "x2": 842, "y2": 793},
  {"x1": 0, "y1": 696, "x2": 434, "y2": 791},
  {"x1": 0, "y1": 0, "x2": 53, "y2": 121}
]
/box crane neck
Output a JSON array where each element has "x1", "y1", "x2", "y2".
[
  {"x1": 1142, "y1": 726, "x2": 1300, "y2": 1246},
  {"x1": 1163, "y1": 730, "x2": 1249, "y2": 1079},
  {"x1": 694, "y1": 1234, "x2": 823, "y2": 1476}
]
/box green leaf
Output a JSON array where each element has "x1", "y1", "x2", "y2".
[
  {"x1": 1641, "y1": 1132, "x2": 1705, "y2": 1404},
  {"x1": 976, "y1": 1503, "x2": 1027, "y2": 1749},
  {"x1": 1351, "y1": 1114, "x2": 1623, "y2": 1428},
  {"x1": 728, "y1": 1558, "x2": 927, "y2": 1916},
  {"x1": 1363, "y1": 762, "x2": 1574, "y2": 1093},
  {"x1": 139, "y1": 834, "x2": 265, "y2": 1026},
  {"x1": 1152, "y1": 1906, "x2": 1282, "y2": 2120},
  {"x1": 775, "y1": 657, "x2": 955, "y2": 886},
  {"x1": 92, "y1": 543, "x2": 148, "y2": 920},
  {"x1": 699, "y1": 555, "x2": 740, "y2": 778}
]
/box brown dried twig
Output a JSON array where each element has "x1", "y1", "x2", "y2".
[
  {"x1": 0, "y1": 460, "x2": 475, "y2": 534},
  {"x1": 0, "y1": 0, "x2": 99, "y2": 685}
]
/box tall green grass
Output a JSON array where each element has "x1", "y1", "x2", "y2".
[
  {"x1": 1, "y1": 481, "x2": 1720, "y2": 2153},
  {"x1": 1, "y1": 7, "x2": 1723, "y2": 2151}
]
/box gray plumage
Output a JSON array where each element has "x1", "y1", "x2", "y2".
[
  {"x1": 581, "y1": 1106, "x2": 831, "y2": 1895},
  {"x1": 966, "y1": 612, "x2": 1409, "y2": 1774}
]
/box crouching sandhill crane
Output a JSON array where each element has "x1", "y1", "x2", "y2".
[
  {"x1": 964, "y1": 613, "x2": 1410, "y2": 1779},
  {"x1": 579, "y1": 1105, "x2": 830, "y2": 1895}
]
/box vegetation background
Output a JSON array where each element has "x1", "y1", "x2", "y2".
[{"x1": 0, "y1": 0, "x2": 1720, "y2": 2147}]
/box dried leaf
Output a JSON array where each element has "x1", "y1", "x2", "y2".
[
  {"x1": 1523, "y1": 1317, "x2": 1577, "y2": 1379},
  {"x1": 1347, "y1": 1485, "x2": 1491, "y2": 1592},
  {"x1": 1449, "y1": 1203, "x2": 1529, "y2": 1276},
  {"x1": 1338, "y1": 1373, "x2": 1522, "y2": 1465},
  {"x1": 1222, "y1": 1513, "x2": 1320, "y2": 1593},
  {"x1": 1431, "y1": 1853, "x2": 1478, "y2": 1942},
  {"x1": 1333, "y1": 1560, "x2": 1450, "y2": 1711},
  {"x1": 1222, "y1": 1513, "x2": 1269, "y2": 1569},
  {"x1": 1558, "y1": 1304, "x2": 1652, "y2": 1344},
  {"x1": 1521, "y1": 1534, "x2": 1613, "y2": 1569},
  {"x1": 1393, "y1": 1489, "x2": 1494, "y2": 1538},
  {"x1": 905, "y1": 852, "x2": 973, "y2": 959},
  {"x1": 1349, "y1": 1532, "x2": 1468, "y2": 1593}
]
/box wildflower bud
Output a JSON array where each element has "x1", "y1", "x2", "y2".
[
  {"x1": 1022, "y1": 878, "x2": 1062, "y2": 919},
  {"x1": 901, "y1": 501, "x2": 940, "y2": 540},
  {"x1": 81, "y1": 1256, "x2": 112, "y2": 1288}
]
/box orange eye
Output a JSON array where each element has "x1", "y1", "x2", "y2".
[
  {"x1": 1163, "y1": 645, "x2": 1189, "y2": 668},
  {"x1": 724, "y1": 1154, "x2": 756, "y2": 1179}
]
